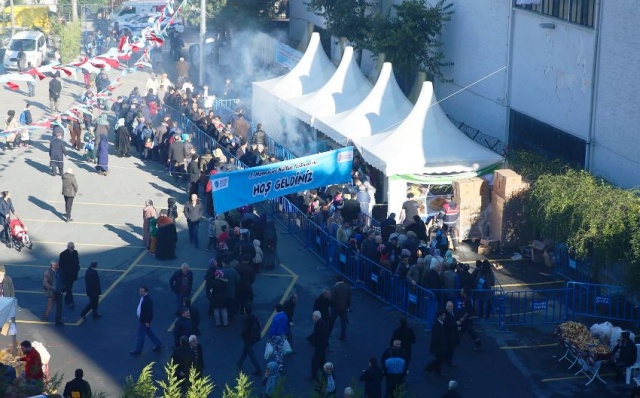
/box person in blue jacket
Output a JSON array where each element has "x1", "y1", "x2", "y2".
[{"x1": 268, "y1": 304, "x2": 289, "y2": 370}]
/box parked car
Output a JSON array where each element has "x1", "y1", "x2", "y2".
[
  {"x1": 3, "y1": 30, "x2": 48, "y2": 70},
  {"x1": 118, "y1": 13, "x2": 184, "y2": 37}
]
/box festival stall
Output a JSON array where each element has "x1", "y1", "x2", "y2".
[
  {"x1": 312, "y1": 62, "x2": 413, "y2": 147},
  {"x1": 279, "y1": 46, "x2": 373, "y2": 128},
  {"x1": 252, "y1": 32, "x2": 337, "y2": 155},
  {"x1": 352, "y1": 81, "x2": 503, "y2": 216}
]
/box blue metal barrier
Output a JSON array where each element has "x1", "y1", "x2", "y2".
[
  {"x1": 554, "y1": 243, "x2": 591, "y2": 283},
  {"x1": 565, "y1": 282, "x2": 640, "y2": 324},
  {"x1": 502, "y1": 288, "x2": 567, "y2": 325}
]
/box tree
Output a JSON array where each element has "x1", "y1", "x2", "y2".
[
  {"x1": 121, "y1": 362, "x2": 157, "y2": 398},
  {"x1": 369, "y1": 0, "x2": 453, "y2": 83},
  {"x1": 157, "y1": 360, "x2": 183, "y2": 398},
  {"x1": 305, "y1": 0, "x2": 375, "y2": 55}
]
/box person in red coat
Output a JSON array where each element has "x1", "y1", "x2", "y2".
[{"x1": 19, "y1": 340, "x2": 44, "y2": 383}]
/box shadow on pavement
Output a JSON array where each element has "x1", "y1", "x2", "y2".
[
  {"x1": 24, "y1": 158, "x2": 52, "y2": 175},
  {"x1": 28, "y1": 195, "x2": 65, "y2": 220}
]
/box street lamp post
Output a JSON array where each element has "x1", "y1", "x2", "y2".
[{"x1": 198, "y1": 0, "x2": 205, "y2": 86}]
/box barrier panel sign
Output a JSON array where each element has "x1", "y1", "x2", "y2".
[
  {"x1": 275, "y1": 42, "x2": 303, "y2": 70},
  {"x1": 210, "y1": 147, "x2": 353, "y2": 213}
]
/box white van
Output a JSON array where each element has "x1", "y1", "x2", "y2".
[
  {"x1": 3, "y1": 30, "x2": 48, "y2": 70},
  {"x1": 110, "y1": 1, "x2": 167, "y2": 23}
]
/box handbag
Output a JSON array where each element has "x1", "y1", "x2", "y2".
[
  {"x1": 264, "y1": 341, "x2": 274, "y2": 360},
  {"x1": 283, "y1": 339, "x2": 293, "y2": 355}
]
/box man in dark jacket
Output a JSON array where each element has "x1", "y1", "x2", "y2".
[
  {"x1": 389, "y1": 317, "x2": 417, "y2": 365},
  {"x1": 329, "y1": 276, "x2": 351, "y2": 341},
  {"x1": 80, "y1": 261, "x2": 101, "y2": 319},
  {"x1": 184, "y1": 194, "x2": 204, "y2": 248},
  {"x1": 130, "y1": 285, "x2": 163, "y2": 355},
  {"x1": 187, "y1": 154, "x2": 200, "y2": 196},
  {"x1": 360, "y1": 356, "x2": 384, "y2": 398},
  {"x1": 444, "y1": 301, "x2": 459, "y2": 367},
  {"x1": 62, "y1": 368, "x2": 92, "y2": 398},
  {"x1": 49, "y1": 74, "x2": 62, "y2": 112},
  {"x1": 170, "y1": 336, "x2": 191, "y2": 382},
  {"x1": 308, "y1": 310, "x2": 329, "y2": 380},
  {"x1": 313, "y1": 288, "x2": 331, "y2": 321},
  {"x1": 169, "y1": 263, "x2": 194, "y2": 310},
  {"x1": 61, "y1": 168, "x2": 78, "y2": 222},
  {"x1": 59, "y1": 242, "x2": 80, "y2": 308},
  {"x1": 425, "y1": 310, "x2": 447, "y2": 376},
  {"x1": 381, "y1": 340, "x2": 408, "y2": 398},
  {"x1": 168, "y1": 135, "x2": 186, "y2": 180},
  {"x1": 49, "y1": 131, "x2": 67, "y2": 176},
  {"x1": 236, "y1": 305, "x2": 262, "y2": 376},
  {"x1": 611, "y1": 331, "x2": 638, "y2": 379}
]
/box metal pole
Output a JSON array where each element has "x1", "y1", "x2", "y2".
[{"x1": 198, "y1": 0, "x2": 206, "y2": 86}]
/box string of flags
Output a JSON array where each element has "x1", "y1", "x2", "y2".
[{"x1": 0, "y1": 0, "x2": 191, "y2": 138}]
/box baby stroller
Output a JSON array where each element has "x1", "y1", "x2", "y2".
[{"x1": 9, "y1": 218, "x2": 32, "y2": 251}]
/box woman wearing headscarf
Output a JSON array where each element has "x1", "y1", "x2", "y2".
[
  {"x1": 114, "y1": 118, "x2": 130, "y2": 157},
  {"x1": 155, "y1": 210, "x2": 177, "y2": 260},
  {"x1": 4, "y1": 110, "x2": 18, "y2": 150},
  {"x1": 142, "y1": 200, "x2": 157, "y2": 251},
  {"x1": 262, "y1": 361, "x2": 280, "y2": 397},
  {"x1": 95, "y1": 114, "x2": 110, "y2": 175}
]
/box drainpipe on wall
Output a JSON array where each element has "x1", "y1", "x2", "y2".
[
  {"x1": 504, "y1": 4, "x2": 516, "y2": 146},
  {"x1": 585, "y1": 0, "x2": 603, "y2": 171}
]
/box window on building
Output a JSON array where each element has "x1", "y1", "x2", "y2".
[
  {"x1": 514, "y1": 0, "x2": 595, "y2": 28},
  {"x1": 509, "y1": 110, "x2": 586, "y2": 167}
]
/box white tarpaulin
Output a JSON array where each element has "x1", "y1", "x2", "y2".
[
  {"x1": 354, "y1": 81, "x2": 504, "y2": 176},
  {"x1": 280, "y1": 46, "x2": 373, "y2": 126},
  {"x1": 252, "y1": 33, "x2": 336, "y2": 155},
  {"x1": 0, "y1": 298, "x2": 16, "y2": 326},
  {"x1": 313, "y1": 62, "x2": 413, "y2": 146}
]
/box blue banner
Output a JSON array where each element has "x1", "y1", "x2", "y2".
[
  {"x1": 275, "y1": 41, "x2": 303, "y2": 70},
  {"x1": 211, "y1": 147, "x2": 354, "y2": 213}
]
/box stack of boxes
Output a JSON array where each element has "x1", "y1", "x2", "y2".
[
  {"x1": 452, "y1": 177, "x2": 490, "y2": 240},
  {"x1": 490, "y1": 169, "x2": 530, "y2": 247}
]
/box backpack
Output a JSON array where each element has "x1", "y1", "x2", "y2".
[{"x1": 19, "y1": 111, "x2": 26, "y2": 125}]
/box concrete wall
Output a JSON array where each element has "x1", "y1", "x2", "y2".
[
  {"x1": 510, "y1": 10, "x2": 595, "y2": 141},
  {"x1": 289, "y1": 0, "x2": 326, "y2": 44},
  {"x1": 435, "y1": 0, "x2": 510, "y2": 142},
  {"x1": 591, "y1": 1, "x2": 640, "y2": 188}
]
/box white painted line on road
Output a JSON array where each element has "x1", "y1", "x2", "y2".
[
  {"x1": 500, "y1": 343, "x2": 558, "y2": 350},
  {"x1": 3, "y1": 264, "x2": 126, "y2": 272},
  {"x1": 31, "y1": 241, "x2": 144, "y2": 248},
  {"x1": 21, "y1": 218, "x2": 131, "y2": 226}
]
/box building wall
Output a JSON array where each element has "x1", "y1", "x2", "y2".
[
  {"x1": 591, "y1": 1, "x2": 640, "y2": 188},
  {"x1": 434, "y1": 0, "x2": 510, "y2": 142},
  {"x1": 289, "y1": 0, "x2": 326, "y2": 45},
  {"x1": 510, "y1": 10, "x2": 595, "y2": 141}
]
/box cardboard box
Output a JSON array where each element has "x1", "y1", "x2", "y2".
[
  {"x1": 494, "y1": 169, "x2": 522, "y2": 198},
  {"x1": 478, "y1": 245, "x2": 493, "y2": 256},
  {"x1": 490, "y1": 191, "x2": 505, "y2": 242},
  {"x1": 503, "y1": 181, "x2": 530, "y2": 199}
]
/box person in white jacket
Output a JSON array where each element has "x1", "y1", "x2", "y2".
[{"x1": 253, "y1": 239, "x2": 263, "y2": 273}]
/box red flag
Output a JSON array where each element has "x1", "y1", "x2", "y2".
[
  {"x1": 96, "y1": 57, "x2": 120, "y2": 68},
  {"x1": 90, "y1": 61, "x2": 107, "y2": 69},
  {"x1": 71, "y1": 57, "x2": 88, "y2": 67},
  {"x1": 25, "y1": 68, "x2": 47, "y2": 81},
  {"x1": 117, "y1": 53, "x2": 131, "y2": 61},
  {"x1": 5, "y1": 82, "x2": 19, "y2": 91},
  {"x1": 53, "y1": 66, "x2": 75, "y2": 77},
  {"x1": 32, "y1": 120, "x2": 52, "y2": 129}
]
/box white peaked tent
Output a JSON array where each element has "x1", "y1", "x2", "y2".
[
  {"x1": 353, "y1": 81, "x2": 504, "y2": 176},
  {"x1": 313, "y1": 62, "x2": 413, "y2": 146},
  {"x1": 280, "y1": 46, "x2": 374, "y2": 125},
  {"x1": 252, "y1": 32, "x2": 336, "y2": 146}
]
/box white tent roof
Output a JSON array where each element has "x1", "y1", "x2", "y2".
[
  {"x1": 354, "y1": 82, "x2": 504, "y2": 176},
  {"x1": 253, "y1": 32, "x2": 336, "y2": 100},
  {"x1": 313, "y1": 62, "x2": 413, "y2": 146},
  {"x1": 280, "y1": 47, "x2": 373, "y2": 125}
]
